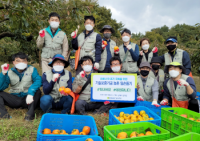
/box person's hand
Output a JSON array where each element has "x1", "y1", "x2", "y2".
[
  {"x1": 79, "y1": 71, "x2": 85, "y2": 78},
  {"x1": 52, "y1": 73, "x2": 60, "y2": 82},
  {"x1": 26, "y1": 95, "x2": 34, "y2": 105},
  {"x1": 152, "y1": 47, "x2": 158, "y2": 53},
  {"x1": 39, "y1": 30, "x2": 45, "y2": 38},
  {"x1": 114, "y1": 46, "x2": 119, "y2": 54},
  {"x1": 137, "y1": 84, "x2": 140, "y2": 90},
  {"x1": 104, "y1": 101, "x2": 110, "y2": 105},
  {"x1": 1, "y1": 63, "x2": 9, "y2": 75},
  {"x1": 94, "y1": 63, "x2": 99, "y2": 70},
  {"x1": 75, "y1": 85, "x2": 82, "y2": 94},
  {"x1": 177, "y1": 79, "x2": 189, "y2": 87},
  {"x1": 137, "y1": 96, "x2": 144, "y2": 101},
  {"x1": 126, "y1": 45, "x2": 132, "y2": 50},
  {"x1": 71, "y1": 31, "x2": 77, "y2": 39},
  {"x1": 102, "y1": 40, "x2": 108, "y2": 50},
  {"x1": 160, "y1": 99, "x2": 168, "y2": 105},
  {"x1": 139, "y1": 51, "x2": 143, "y2": 56},
  {"x1": 161, "y1": 89, "x2": 164, "y2": 93},
  {"x1": 152, "y1": 100, "x2": 160, "y2": 107}
]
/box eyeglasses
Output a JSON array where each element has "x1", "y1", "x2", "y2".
[{"x1": 111, "y1": 63, "x2": 120, "y2": 66}]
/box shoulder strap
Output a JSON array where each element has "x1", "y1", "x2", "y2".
[
  {"x1": 79, "y1": 75, "x2": 91, "y2": 94},
  {"x1": 80, "y1": 32, "x2": 95, "y2": 48},
  {"x1": 170, "y1": 78, "x2": 175, "y2": 97}
]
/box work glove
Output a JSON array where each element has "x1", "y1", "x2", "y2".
[
  {"x1": 39, "y1": 30, "x2": 45, "y2": 38},
  {"x1": 52, "y1": 73, "x2": 60, "y2": 82},
  {"x1": 102, "y1": 40, "x2": 108, "y2": 50},
  {"x1": 79, "y1": 71, "x2": 86, "y2": 78},
  {"x1": 152, "y1": 100, "x2": 160, "y2": 107},
  {"x1": 104, "y1": 101, "x2": 110, "y2": 105},
  {"x1": 26, "y1": 95, "x2": 34, "y2": 105},
  {"x1": 71, "y1": 26, "x2": 79, "y2": 39},
  {"x1": 160, "y1": 99, "x2": 168, "y2": 106},
  {"x1": 137, "y1": 96, "x2": 144, "y2": 101},
  {"x1": 177, "y1": 79, "x2": 189, "y2": 87},
  {"x1": 1, "y1": 63, "x2": 9, "y2": 75},
  {"x1": 126, "y1": 45, "x2": 132, "y2": 50},
  {"x1": 94, "y1": 63, "x2": 99, "y2": 70},
  {"x1": 114, "y1": 46, "x2": 119, "y2": 54},
  {"x1": 152, "y1": 47, "x2": 158, "y2": 53},
  {"x1": 161, "y1": 89, "x2": 164, "y2": 93}
]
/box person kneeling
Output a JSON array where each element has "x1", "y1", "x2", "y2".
[
  {"x1": 0, "y1": 52, "x2": 42, "y2": 121},
  {"x1": 161, "y1": 62, "x2": 198, "y2": 112},
  {"x1": 73, "y1": 56, "x2": 103, "y2": 115},
  {"x1": 137, "y1": 62, "x2": 160, "y2": 107},
  {"x1": 40, "y1": 54, "x2": 73, "y2": 114}
]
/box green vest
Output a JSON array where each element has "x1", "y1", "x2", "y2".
[
  {"x1": 77, "y1": 32, "x2": 98, "y2": 61},
  {"x1": 8, "y1": 66, "x2": 34, "y2": 94},
  {"x1": 137, "y1": 75, "x2": 155, "y2": 102},
  {"x1": 142, "y1": 51, "x2": 153, "y2": 63},
  {"x1": 119, "y1": 43, "x2": 138, "y2": 73},
  {"x1": 166, "y1": 74, "x2": 189, "y2": 101},
  {"x1": 41, "y1": 30, "x2": 65, "y2": 59},
  {"x1": 99, "y1": 40, "x2": 116, "y2": 71},
  {"x1": 164, "y1": 48, "x2": 183, "y2": 65},
  {"x1": 149, "y1": 69, "x2": 165, "y2": 93},
  {"x1": 46, "y1": 70, "x2": 69, "y2": 103}
]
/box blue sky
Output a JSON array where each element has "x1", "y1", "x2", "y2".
[{"x1": 98, "y1": 0, "x2": 200, "y2": 34}]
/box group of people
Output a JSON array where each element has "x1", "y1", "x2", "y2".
[{"x1": 0, "y1": 12, "x2": 199, "y2": 121}]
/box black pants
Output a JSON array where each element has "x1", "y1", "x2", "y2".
[
  {"x1": 117, "y1": 102, "x2": 135, "y2": 108},
  {"x1": 98, "y1": 67, "x2": 112, "y2": 73},
  {"x1": 0, "y1": 90, "x2": 41, "y2": 118},
  {"x1": 188, "y1": 99, "x2": 199, "y2": 113}
]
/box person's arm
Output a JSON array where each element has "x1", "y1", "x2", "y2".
[
  {"x1": 137, "y1": 55, "x2": 143, "y2": 67},
  {"x1": 0, "y1": 72, "x2": 10, "y2": 91},
  {"x1": 186, "y1": 77, "x2": 196, "y2": 99},
  {"x1": 71, "y1": 36, "x2": 79, "y2": 50},
  {"x1": 95, "y1": 34, "x2": 102, "y2": 63},
  {"x1": 182, "y1": 51, "x2": 191, "y2": 75},
  {"x1": 36, "y1": 31, "x2": 45, "y2": 48},
  {"x1": 67, "y1": 72, "x2": 72, "y2": 90},
  {"x1": 129, "y1": 44, "x2": 139, "y2": 61},
  {"x1": 42, "y1": 73, "x2": 55, "y2": 94},
  {"x1": 62, "y1": 34, "x2": 69, "y2": 60},
  {"x1": 159, "y1": 55, "x2": 165, "y2": 63},
  {"x1": 72, "y1": 75, "x2": 82, "y2": 93},
  {"x1": 28, "y1": 68, "x2": 42, "y2": 96},
  {"x1": 163, "y1": 79, "x2": 171, "y2": 102},
  {"x1": 152, "y1": 79, "x2": 159, "y2": 101}
]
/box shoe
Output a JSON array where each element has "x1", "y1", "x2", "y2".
[{"x1": 24, "y1": 115, "x2": 34, "y2": 121}]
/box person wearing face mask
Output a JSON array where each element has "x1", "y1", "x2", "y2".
[
  {"x1": 159, "y1": 36, "x2": 192, "y2": 76},
  {"x1": 149, "y1": 57, "x2": 165, "y2": 101},
  {"x1": 98, "y1": 25, "x2": 117, "y2": 73},
  {"x1": 137, "y1": 62, "x2": 160, "y2": 107},
  {"x1": 73, "y1": 56, "x2": 104, "y2": 115},
  {"x1": 40, "y1": 54, "x2": 74, "y2": 114},
  {"x1": 137, "y1": 38, "x2": 158, "y2": 66},
  {"x1": 161, "y1": 62, "x2": 198, "y2": 112},
  {"x1": 0, "y1": 52, "x2": 42, "y2": 121},
  {"x1": 118, "y1": 28, "x2": 139, "y2": 73},
  {"x1": 71, "y1": 15, "x2": 102, "y2": 75},
  {"x1": 37, "y1": 12, "x2": 69, "y2": 73}
]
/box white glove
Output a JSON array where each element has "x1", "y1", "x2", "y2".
[
  {"x1": 26, "y1": 95, "x2": 34, "y2": 105},
  {"x1": 160, "y1": 99, "x2": 168, "y2": 106},
  {"x1": 177, "y1": 79, "x2": 189, "y2": 87},
  {"x1": 152, "y1": 47, "x2": 158, "y2": 53},
  {"x1": 126, "y1": 45, "x2": 132, "y2": 50},
  {"x1": 137, "y1": 96, "x2": 144, "y2": 101},
  {"x1": 152, "y1": 100, "x2": 160, "y2": 107},
  {"x1": 94, "y1": 63, "x2": 99, "y2": 70},
  {"x1": 102, "y1": 40, "x2": 108, "y2": 50},
  {"x1": 71, "y1": 28, "x2": 78, "y2": 39},
  {"x1": 79, "y1": 71, "x2": 86, "y2": 78},
  {"x1": 52, "y1": 73, "x2": 60, "y2": 82},
  {"x1": 39, "y1": 30, "x2": 45, "y2": 37},
  {"x1": 1, "y1": 63, "x2": 9, "y2": 75}
]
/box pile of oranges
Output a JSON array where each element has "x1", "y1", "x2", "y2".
[
  {"x1": 114, "y1": 110, "x2": 154, "y2": 124},
  {"x1": 59, "y1": 86, "x2": 71, "y2": 95},
  {"x1": 42, "y1": 126, "x2": 90, "y2": 135},
  {"x1": 117, "y1": 131, "x2": 153, "y2": 139}
]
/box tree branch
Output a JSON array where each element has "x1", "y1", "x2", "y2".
[
  {"x1": 0, "y1": 5, "x2": 9, "y2": 10},
  {"x1": 0, "y1": 32, "x2": 15, "y2": 40},
  {"x1": 0, "y1": 18, "x2": 9, "y2": 23}
]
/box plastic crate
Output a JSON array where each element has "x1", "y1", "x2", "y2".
[
  {"x1": 135, "y1": 101, "x2": 170, "y2": 116},
  {"x1": 72, "y1": 77, "x2": 75, "y2": 83},
  {"x1": 161, "y1": 107, "x2": 200, "y2": 135},
  {"x1": 62, "y1": 136, "x2": 103, "y2": 141},
  {"x1": 109, "y1": 106, "x2": 161, "y2": 126},
  {"x1": 196, "y1": 91, "x2": 200, "y2": 100},
  {"x1": 104, "y1": 122, "x2": 170, "y2": 141},
  {"x1": 166, "y1": 132, "x2": 200, "y2": 141},
  {"x1": 37, "y1": 114, "x2": 98, "y2": 141}
]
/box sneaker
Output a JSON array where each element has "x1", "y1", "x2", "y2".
[{"x1": 24, "y1": 115, "x2": 34, "y2": 121}]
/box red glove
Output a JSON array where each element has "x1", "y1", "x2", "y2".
[
  {"x1": 104, "y1": 101, "x2": 110, "y2": 105},
  {"x1": 80, "y1": 71, "x2": 85, "y2": 78},
  {"x1": 71, "y1": 31, "x2": 77, "y2": 39},
  {"x1": 152, "y1": 101, "x2": 160, "y2": 107},
  {"x1": 161, "y1": 89, "x2": 164, "y2": 93},
  {"x1": 39, "y1": 30, "x2": 45, "y2": 37},
  {"x1": 160, "y1": 100, "x2": 168, "y2": 106},
  {"x1": 102, "y1": 40, "x2": 108, "y2": 50},
  {"x1": 152, "y1": 47, "x2": 158, "y2": 53},
  {"x1": 137, "y1": 96, "x2": 144, "y2": 101},
  {"x1": 177, "y1": 79, "x2": 189, "y2": 87}
]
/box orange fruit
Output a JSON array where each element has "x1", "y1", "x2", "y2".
[
  {"x1": 138, "y1": 133, "x2": 145, "y2": 137},
  {"x1": 52, "y1": 129, "x2": 60, "y2": 134},
  {"x1": 59, "y1": 86, "x2": 65, "y2": 92},
  {"x1": 82, "y1": 126, "x2": 90, "y2": 135},
  {"x1": 43, "y1": 128, "x2": 51, "y2": 134},
  {"x1": 60, "y1": 130, "x2": 67, "y2": 134},
  {"x1": 103, "y1": 41, "x2": 107, "y2": 45},
  {"x1": 114, "y1": 46, "x2": 119, "y2": 51},
  {"x1": 71, "y1": 129, "x2": 79, "y2": 135},
  {"x1": 130, "y1": 132, "x2": 137, "y2": 138},
  {"x1": 145, "y1": 131, "x2": 153, "y2": 135},
  {"x1": 80, "y1": 132, "x2": 86, "y2": 135},
  {"x1": 64, "y1": 88, "x2": 71, "y2": 94},
  {"x1": 85, "y1": 138, "x2": 93, "y2": 141},
  {"x1": 117, "y1": 132, "x2": 127, "y2": 139}
]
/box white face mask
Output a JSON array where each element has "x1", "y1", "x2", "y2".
[
  {"x1": 122, "y1": 36, "x2": 130, "y2": 42},
  {"x1": 85, "y1": 24, "x2": 93, "y2": 31},
  {"x1": 50, "y1": 21, "x2": 59, "y2": 29},
  {"x1": 169, "y1": 70, "x2": 180, "y2": 78},
  {"x1": 142, "y1": 44, "x2": 149, "y2": 50},
  {"x1": 53, "y1": 65, "x2": 64, "y2": 72},
  {"x1": 15, "y1": 63, "x2": 27, "y2": 70},
  {"x1": 83, "y1": 65, "x2": 92, "y2": 72},
  {"x1": 112, "y1": 66, "x2": 121, "y2": 73}
]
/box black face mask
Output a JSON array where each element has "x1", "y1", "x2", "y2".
[
  {"x1": 167, "y1": 45, "x2": 176, "y2": 51},
  {"x1": 103, "y1": 33, "x2": 111, "y2": 39},
  {"x1": 152, "y1": 65, "x2": 160, "y2": 70},
  {"x1": 140, "y1": 70, "x2": 149, "y2": 77}
]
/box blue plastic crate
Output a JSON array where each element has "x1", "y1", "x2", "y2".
[
  {"x1": 72, "y1": 77, "x2": 75, "y2": 83},
  {"x1": 109, "y1": 106, "x2": 161, "y2": 126},
  {"x1": 62, "y1": 136, "x2": 103, "y2": 141},
  {"x1": 37, "y1": 114, "x2": 98, "y2": 141},
  {"x1": 135, "y1": 101, "x2": 170, "y2": 116},
  {"x1": 196, "y1": 91, "x2": 200, "y2": 100}
]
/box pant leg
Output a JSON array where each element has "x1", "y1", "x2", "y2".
[
  {"x1": 188, "y1": 99, "x2": 199, "y2": 113},
  {"x1": 40, "y1": 95, "x2": 54, "y2": 113},
  {"x1": 0, "y1": 92, "x2": 24, "y2": 118},
  {"x1": 76, "y1": 64, "x2": 83, "y2": 76},
  {"x1": 75, "y1": 100, "x2": 87, "y2": 115},
  {"x1": 86, "y1": 102, "x2": 104, "y2": 111},
  {"x1": 41, "y1": 58, "x2": 52, "y2": 73}
]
